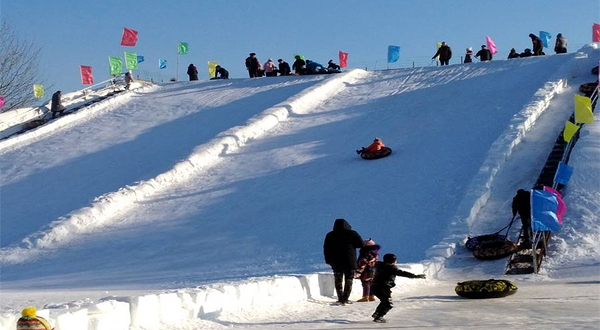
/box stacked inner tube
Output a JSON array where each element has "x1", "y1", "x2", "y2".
[
  {"x1": 455, "y1": 279, "x2": 518, "y2": 299},
  {"x1": 360, "y1": 147, "x2": 392, "y2": 160},
  {"x1": 466, "y1": 233, "x2": 517, "y2": 260}
]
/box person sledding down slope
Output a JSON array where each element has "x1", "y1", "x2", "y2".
[
  {"x1": 356, "y1": 138, "x2": 392, "y2": 159},
  {"x1": 357, "y1": 137, "x2": 384, "y2": 154}
]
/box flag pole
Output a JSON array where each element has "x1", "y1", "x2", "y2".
[{"x1": 176, "y1": 47, "x2": 179, "y2": 81}]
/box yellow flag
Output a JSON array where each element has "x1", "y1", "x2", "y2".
[
  {"x1": 574, "y1": 94, "x2": 594, "y2": 124},
  {"x1": 435, "y1": 42, "x2": 442, "y2": 59},
  {"x1": 208, "y1": 61, "x2": 219, "y2": 78},
  {"x1": 33, "y1": 84, "x2": 44, "y2": 98},
  {"x1": 563, "y1": 121, "x2": 580, "y2": 142}
]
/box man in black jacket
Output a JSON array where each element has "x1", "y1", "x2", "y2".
[
  {"x1": 277, "y1": 59, "x2": 291, "y2": 76},
  {"x1": 475, "y1": 45, "x2": 493, "y2": 62},
  {"x1": 432, "y1": 41, "x2": 452, "y2": 66},
  {"x1": 51, "y1": 90, "x2": 66, "y2": 119},
  {"x1": 245, "y1": 53, "x2": 260, "y2": 78},
  {"x1": 214, "y1": 65, "x2": 229, "y2": 79},
  {"x1": 512, "y1": 189, "x2": 532, "y2": 245},
  {"x1": 292, "y1": 55, "x2": 306, "y2": 75},
  {"x1": 371, "y1": 254, "x2": 425, "y2": 323},
  {"x1": 324, "y1": 218, "x2": 364, "y2": 305}
]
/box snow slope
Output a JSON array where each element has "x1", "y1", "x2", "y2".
[{"x1": 1, "y1": 45, "x2": 599, "y2": 329}]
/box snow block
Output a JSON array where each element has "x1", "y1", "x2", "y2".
[
  {"x1": 158, "y1": 293, "x2": 186, "y2": 325},
  {"x1": 55, "y1": 308, "x2": 88, "y2": 330},
  {"x1": 129, "y1": 294, "x2": 160, "y2": 329},
  {"x1": 87, "y1": 300, "x2": 130, "y2": 330},
  {"x1": 0, "y1": 314, "x2": 18, "y2": 330}
]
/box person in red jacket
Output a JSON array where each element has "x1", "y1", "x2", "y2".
[{"x1": 357, "y1": 138, "x2": 385, "y2": 154}]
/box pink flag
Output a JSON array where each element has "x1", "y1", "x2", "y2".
[
  {"x1": 0, "y1": 96, "x2": 4, "y2": 109},
  {"x1": 543, "y1": 186, "x2": 566, "y2": 224},
  {"x1": 486, "y1": 36, "x2": 498, "y2": 55},
  {"x1": 80, "y1": 65, "x2": 94, "y2": 85},
  {"x1": 120, "y1": 28, "x2": 138, "y2": 46},
  {"x1": 339, "y1": 51, "x2": 348, "y2": 68},
  {"x1": 593, "y1": 23, "x2": 600, "y2": 42}
]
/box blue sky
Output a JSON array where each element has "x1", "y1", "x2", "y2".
[{"x1": 1, "y1": 0, "x2": 598, "y2": 96}]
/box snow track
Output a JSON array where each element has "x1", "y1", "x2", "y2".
[{"x1": 0, "y1": 70, "x2": 367, "y2": 263}]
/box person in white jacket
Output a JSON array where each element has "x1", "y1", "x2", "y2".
[{"x1": 263, "y1": 59, "x2": 278, "y2": 77}]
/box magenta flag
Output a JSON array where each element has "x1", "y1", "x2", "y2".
[
  {"x1": 593, "y1": 23, "x2": 600, "y2": 42},
  {"x1": 543, "y1": 186, "x2": 566, "y2": 224},
  {"x1": 0, "y1": 96, "x2": 4, "y2": 109},
  {"x1": 120, "y1": 28, "x2": 138, "y2": 46},
  {"x1": 486, "y1": 36, "x2": 498, "y2": 54},
  {"x1": 339, "y1": 51, "x2": 348, "y2": 68},
  {"x1": 80, "y1": 65, "x2": 93, "y2": 85}
]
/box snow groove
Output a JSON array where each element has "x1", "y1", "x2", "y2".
[
  {"x1": 0, "y1": 70, "x2": 369, "y2": 264},
  {"x1": 0, "y1": 84, "x2": 159, "y2": 154},
  {"x1": 425, "y1": 57, "x2": 576, "y2": 260}
]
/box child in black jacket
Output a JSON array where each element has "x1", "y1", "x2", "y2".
[{"x1": 371, "y1": 253, "x2": 426, "y2": 323}]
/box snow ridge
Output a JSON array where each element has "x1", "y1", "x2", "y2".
[{"x1": 0, "y1": 70, "x2": 368, "y2": 264}]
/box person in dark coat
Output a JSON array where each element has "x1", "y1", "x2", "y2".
[
  {"x1": 292, "y1": 55, "x2": 306, "y2": 74},
  {"x1": 370, "y1": 254, "x2": 426, "y2": 323},
  {"x1": 50, "y1": 90, "x2": 66, "y2": 119},
  {"x1": 475, "y1": 45, "x2": 493, "y2": 61},
  {"x1": 432, "y1": 41, "x2": 452, "y2": 66},
  {"x1": 187, "y1": 64, "x2": 199, "y2": 81},
  {"x1": 507, "y1": 48, "x2": 520, "y2": 59},
  {"x1": 512, "y1": 189, "x2": 532, "y2": 245},
  {"x1": 214, "y1": 65, "x2": 229, "y2": 79},
  {"x1": 323, "y1": 218, "x2": 364, "y2": 305},
  {"x1": 520, "y1": 48, "x2": 533, "y2": 58},
  {"x1": 554, "y1": 33, "x2": 567, "y2": 54},
  {"x1": 277, "y1": 59, "x2": 291, "y2": 76},
  {"x1": 327, "y1": 60, "x2": 341, "y2": 70},
  {"x1": 464, "y1": 47, "x2": 473, "y2": 63},
  {"x1": 245, "y1": 53, "x2": 260, "y2": 78},
  {"x1": 529, "y1": 33, "x2": 544, "y2": 56}
]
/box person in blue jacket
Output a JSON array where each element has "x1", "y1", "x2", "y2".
[{"x1": 305, "y1": 60, "x2": 325, "y2": 74}]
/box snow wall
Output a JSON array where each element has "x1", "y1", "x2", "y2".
[{"x1": 0, "y1": 266, "x2": 428, "y2": 330}]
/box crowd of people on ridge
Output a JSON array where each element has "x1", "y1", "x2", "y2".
[{"x1": 431, "y1": 32, "x2": 568, "y2": 65}]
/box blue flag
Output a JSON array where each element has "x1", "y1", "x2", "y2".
[
  {"x1": 531, "y1": 190, "x2": 561, "y2": 232},
  {"x1": 388, "y1": 45, "x2": 400, "y2": 63},
  {"x1": 554, "y1": 162, "x2": 574, "y2": 186},
  {"x1": 159, "y1": 59, "x2": 167, "y2": 69},
  {"x1": 539, "y1": 31, "x2": 552, "y2": 48},
  {"x1": 137, "y1": 55, "x2": 145, "y2": 63}
]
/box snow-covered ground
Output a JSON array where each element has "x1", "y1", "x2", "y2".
[{"x1": 1, "y1": 46, "x2": 599, "y2": 330}]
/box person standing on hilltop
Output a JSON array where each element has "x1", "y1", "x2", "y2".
[{"x1": 432, "y1": 41, "x2": 452, "y2": 66}]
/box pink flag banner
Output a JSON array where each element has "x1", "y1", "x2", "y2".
[
  {"x1": 543, "y1": 186, "x2": 566, "y2": 224},
  {"x1": 80, "y1": 65, "x2": 94, "y2": 85},
  {"x1": 0, "y1": 96, "x2": 4, "y2": 109},
  {"x1": 339, "y1": 51, "x2": 348, "y2": 68},
  {"x1": 486, "y1": 36, "x2": 498, "y2": 54},
  {"x1": 593, "y1": 23, "x2": 600, "y2": 42},
  {"x1": 120, "y1": 28, "x2": 138, "y2": 46}
]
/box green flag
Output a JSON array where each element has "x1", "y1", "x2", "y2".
[
  {"x1": 178, "y1": 41, "x2": 189, "y2": 55},
  {"x1": 109, "y1": 56, "x2": 123, "y2": 75},
  {"x1": 124, "y1": 52, "x2": 138, "y2": 70}
]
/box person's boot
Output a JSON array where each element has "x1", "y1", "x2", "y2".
[
  {"x1": 356, "y1": 296, "x2": 369, "y2": 302},
  {"x1": 368, "y1": 295, "x2": 376, "y2": 301}
]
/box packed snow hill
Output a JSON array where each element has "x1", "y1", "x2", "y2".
[{"x1": 1, "y1": 45, "x2": 599, "y2": 330}]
